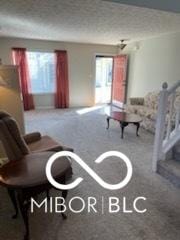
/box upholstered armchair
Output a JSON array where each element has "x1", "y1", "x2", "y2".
[
  {"x1": 0, "y1": 111, "x2": 73, "y2": 159},
  {"x1": 24, "y1": 131, "x2": 73, "y2": 153},
  {"x1": 0, "y1": 111, "x2": 73, "y2": 179},
  {"x1": 0, "y1": 111, "x2": 73, "y2": 238}
]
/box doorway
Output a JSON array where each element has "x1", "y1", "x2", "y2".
[
  {"x1": 111, "y1": 55, "x2": 128, "y2": 108},
  {"x1": 95, "y1": 56, "x2": 113, "y2": 104}
]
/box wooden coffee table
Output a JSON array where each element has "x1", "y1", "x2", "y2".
[{"x1": 106, "y1": 111, "x2": 142, "y2": 139}]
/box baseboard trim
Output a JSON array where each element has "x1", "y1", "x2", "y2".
[{"x1": 35, "y1": 106, "x2": 55, "y2": 110}]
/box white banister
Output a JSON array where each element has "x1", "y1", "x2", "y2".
[
  {"x1": 152, "y1": 80, "x2": 180, "y2": 172},
  {"x1": 165, "y1": 92, "x2": 176, "y2": 140},
  {"x1": 152, "y1": 83, "x2": 169, "y2": 171},
  {"x1": 175, "y1": 107, "x2": 180, "y2": 132}
]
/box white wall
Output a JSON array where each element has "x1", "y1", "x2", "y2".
[
  {"x1": 128, "y1": 32, "x2": 180, "y2": 97},
  {"x1": 0, "y1": 37, "x2": 117, "y2": 108},
  {"x1": 2, "y1": 33, "x2": 179, "y2": 105}
]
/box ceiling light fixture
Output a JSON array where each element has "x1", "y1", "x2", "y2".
[{"x1": 118, "y1": 39, "x2": 127, "y2": 50}]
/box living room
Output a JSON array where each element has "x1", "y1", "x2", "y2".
[{"x1": 0, "y1": 1, "x2": 180, "y2": 240}]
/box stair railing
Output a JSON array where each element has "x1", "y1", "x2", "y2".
[{"x1": 152, "y1": 80, "x2": 180, "y2": 171}]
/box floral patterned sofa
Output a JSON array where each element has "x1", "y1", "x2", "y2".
[{"x1": 125, "y1": 91, "x2": 180, "y2": 133}]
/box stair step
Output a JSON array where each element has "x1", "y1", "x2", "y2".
[
  {"x1": 173, "y1": 142, "x2": 180, "y2": 162},
  {"x1": 157, "y1": 159, "x2": 180, "y2": 188}
]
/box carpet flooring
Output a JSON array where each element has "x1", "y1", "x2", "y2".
[{"x1": 0, "y1": 107, "x2": 180, "y2": 240}]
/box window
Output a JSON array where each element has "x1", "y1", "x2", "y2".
[{"x1": 27, "y1": 52, "x2": 55, "y2": 94}]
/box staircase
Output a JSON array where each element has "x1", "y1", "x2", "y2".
[
  {"x1": 152, "y1": 80, "x2": 180, "y2": 187},
  {"x1": 157, "y1": 142, "x2": 180, "y2": 188},
  {"x1": 173, "y1": 141, "x2": 180, "y2": 161}
]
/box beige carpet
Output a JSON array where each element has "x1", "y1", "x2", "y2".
[{"x1": 0, "y1": 107, "x2": 180, "y2": 240}]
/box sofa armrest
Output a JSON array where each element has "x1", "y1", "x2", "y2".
[
  {"x1": 129, "y1": 97, "x2": 144, "y2": 106},
  {"x1": 23, "y1": 132, "x2": 42, "y2": 144}
]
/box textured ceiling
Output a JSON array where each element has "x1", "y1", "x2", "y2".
[
  {"x1": 105, "y1": 0, "x2": 180, "y2": 13},
  {"x1": 0, "y1": 0, "x2": 180, "y2": 45}
]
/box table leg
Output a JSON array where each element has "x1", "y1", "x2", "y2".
[
  {"x1": 7, "y1": 188, "x2": 18, "y2": 219},
  {"x1": 62, "y1": 189, "x2": 68, "y2": 199},
  {"x1": 61, "y1": 190, "x2": 68, "y2": 220},
  {"x1": 120, "y1": 122, "x2": 128, "y2": 139},
  {"x1": 106, "y1": 117, "x2": 110, "y2": 129},
  {"x1": 46, "y1": 190, "x2": 50, "y2": 201},
  {"x1": 61, "y1": 176, "x2": 68, "y2": 220},
  {"x1": 134, "y1": 122, "x2": 140, "y2": 136},
  {"x1": 17, "y1": 191, "x2": 29, "y2": 240},
  {"x1": 121, "y1": 124, "x2": 124, "y2": 139}
]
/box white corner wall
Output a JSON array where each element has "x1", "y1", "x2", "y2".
[
  {"x1": 128, "y1": 32, "x2": 180, "y2": 98},
  {"x1": 0, "y1": 37, "x2": 117, "y2": 108}
]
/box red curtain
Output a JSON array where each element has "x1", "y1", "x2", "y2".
[
  {"x1": 54, "y1": 50, "x2": 69, "y2": 108},
  {"x1": 12, "y1": 48, "x2": 34, "y2": 111}
]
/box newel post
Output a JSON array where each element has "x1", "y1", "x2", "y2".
[{"x1": 152, "y1": 82, "x2": 169, "y2": 172}]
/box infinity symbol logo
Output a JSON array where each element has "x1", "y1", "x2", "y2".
[{"x1": 46, "y1": 151, "x2": 133, "y2": 191}]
